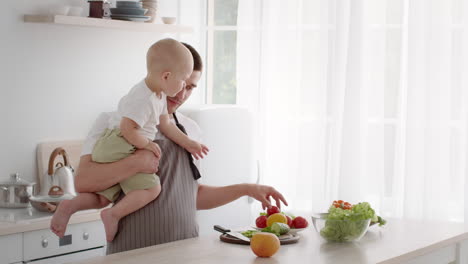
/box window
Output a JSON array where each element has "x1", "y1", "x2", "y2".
[
  {"x1": 206, "y1": 0, "x2": 239, "y2": 104},
  {"x1": 365, "y1": 0, "x2": 404, "y2": 211}
]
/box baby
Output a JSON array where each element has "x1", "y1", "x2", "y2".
[{"x1": 50, "y1": 38, "x2": 209, "y2": 242}]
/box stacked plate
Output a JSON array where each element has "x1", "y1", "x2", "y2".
[
  {"x1": 111, "y1": 1, "x2": 150, "y2": 22},
  {"x1": 141, "y1": 0, "x2": 157, "y2": 23}
]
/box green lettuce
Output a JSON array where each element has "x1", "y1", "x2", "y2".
[{"x1": 320, "y1": 202, "x2": 384, "y2": 242}]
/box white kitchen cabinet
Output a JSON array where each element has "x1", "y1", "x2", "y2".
[
  {"x1": 402, "y1": 245, "x2": 456, "y2": 264},
  {"x1": 456, "y1": 239, "x2": 468, "y2": 264},
  {"x1": 0, "y1": 233, "x2": 22, "y2": 264}
]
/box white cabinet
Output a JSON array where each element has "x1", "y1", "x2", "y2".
[
  {"x1": 402, "y1": 245, "x2": 456, "y2": 264},
  {"x1": 456, "y1": 239, "x2": 468, "y2": 264},
  {"x1": 0, "y1": 233, "x2": 22, "y2": 264}
]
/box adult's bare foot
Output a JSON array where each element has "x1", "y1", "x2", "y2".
[
  {"x1": 101, "y1": 208, "x2": 119, "y2": 242},
  {"x1": 50, "y1": 200, "x2": 73, "y2": 237}
]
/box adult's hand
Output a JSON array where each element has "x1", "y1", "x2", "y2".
[
  {"x1": 246, "y1": 184, "x2": 288, "y2": 210},
  {"x1": 132, "y1": 149, "x2": 159, "y2": 174}
]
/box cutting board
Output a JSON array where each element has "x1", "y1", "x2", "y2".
[
  {"x1": 219, "y1": 233, "x2": 300, "y2": 245},
  {"x1": 35, "y1": 140, "x2": 84, "y2": 192}
]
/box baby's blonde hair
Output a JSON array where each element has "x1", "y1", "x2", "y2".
[{"x1": 146, "y1": 38, "x2": 193, "y2": 78}]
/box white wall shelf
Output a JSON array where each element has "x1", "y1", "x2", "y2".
[{"x1": 24, "y1": 15, "x2": 193, "y2": 33}]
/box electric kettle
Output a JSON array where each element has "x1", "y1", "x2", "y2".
[{"x1": 37, "y1": 147, "x2": 77, "y2": 197}]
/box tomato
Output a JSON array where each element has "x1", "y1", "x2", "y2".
[
  {"x1": 256, "y1": 215, "x2": 268, "y2": 228},
  {"x1": 285, "y1": 215, "x2": 293, "y2": 227},
  {"x1": 292, "y1": 216, "x2": 308, "y2": 229},
  {"x1": 332, "y1": 200, "x2": 353, "y2": 210},
  {"x1": 266, "y1": 206, "x2": 280, "y2": 216}
]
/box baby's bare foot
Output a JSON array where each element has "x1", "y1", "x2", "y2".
[
  {"x1": 50, "y1": 200, "x2": 73, "y2": 238},
  {"x1": 101, "y1": 209, "x2": 119, "y2": 242}
]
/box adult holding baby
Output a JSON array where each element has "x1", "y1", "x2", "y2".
[
  {"x1": 51, "y1": 39, "x2": 208, "y2": 242},
  {"x1": 69, "y1": 42, "x2": 287, "y2": 254}
]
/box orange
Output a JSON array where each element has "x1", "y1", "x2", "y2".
[
  {"x1": 250, "y1": 232, "x2": 281, "y2": 257},
  {"x1": 266, "y1": 213, "x2": 288, "y2": 227}
]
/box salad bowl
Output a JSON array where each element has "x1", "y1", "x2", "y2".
[
  {"x1": 311, "y1": 201, "x2": 386, "y2": 242},
  {"x1": 311, "y1": 213, "x2": 371, "y2": 242}
]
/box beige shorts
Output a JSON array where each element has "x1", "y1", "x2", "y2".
[{"x1": 92, "y1": 128, "x2": 160, "y2": 202}]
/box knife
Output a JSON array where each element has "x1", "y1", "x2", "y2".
[{"x1": 214, "y1": 225, "x2": 251, "y2": 242}]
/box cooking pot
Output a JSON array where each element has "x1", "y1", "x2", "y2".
[{"x1": 0, "y1": 173, "x2": 34, "y2": 208}]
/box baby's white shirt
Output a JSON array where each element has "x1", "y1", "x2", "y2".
[
  {"x1": 107, "y1": 79, "x2": 167, "y2": 140},
  {"x1": 82, "y1": 112, "x2": 202, "y2": 156}
]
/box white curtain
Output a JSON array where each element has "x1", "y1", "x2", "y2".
[{"x1": 237, "y1": 0, "x2": 468, "y2": 221}]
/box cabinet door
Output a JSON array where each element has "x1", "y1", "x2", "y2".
[
  {"x1": 403, "y1": 245, "x2": 456, "y2": 264},
  {"x1": 0, "y1": 233, "x2": 22, "y2": 264},
  {"x1": 456, "y1": 239, "x2": 468, "y2": 264}
]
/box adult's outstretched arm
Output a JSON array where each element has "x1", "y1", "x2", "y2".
[{"x1": 196, "y1": 183, "x2": 288, "y2": 210}]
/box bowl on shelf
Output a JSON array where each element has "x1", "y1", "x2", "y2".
[
  {"x1": 311, "y1": 213, "x2": 371, "y2": 242},
  {"x1": 161, "y1": 16, "x2": 176, "y2": 24},
  {"x1": 116, "y1": 1, "x2": 143, "y2": 8},
  {"x1": 110, "y1": 14, "x2": 151, "y2": 22},
  {"x1": 110, "y1": 7, "x2": 148, "y2": 16}
]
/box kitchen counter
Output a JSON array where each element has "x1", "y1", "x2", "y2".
[
  {"x1": 71, "y1": 218, "x2": 468, "y2": 264},
  {"x1": 0, "y1": 207, "x2": 101, "y2": 236}
]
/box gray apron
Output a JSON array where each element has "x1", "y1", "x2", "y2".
[{"x1": 106, "y1": 139, "x2": 199, "y2": 254}]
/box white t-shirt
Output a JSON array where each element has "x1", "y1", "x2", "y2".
[
  {"x1": 107, "y1": 79, "x2": 168, "y2": 140},
  {"x1": 81, "y1": 112, "x2": 202, "y2": 156}
]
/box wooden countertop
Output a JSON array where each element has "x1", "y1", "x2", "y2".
[
  {"x1": 71, "y1": 218, "x2": 468, "y2": 264},
  {"x1": 0, "y1": 209, "x2": 101, "y2": 236}
]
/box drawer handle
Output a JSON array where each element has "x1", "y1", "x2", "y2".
[
  {"x1": 42, "y1": 238, "x2": 48, "y2": 248},
  {"x1": 83, "y1": 232, "x2": 89, "y2": 240}
]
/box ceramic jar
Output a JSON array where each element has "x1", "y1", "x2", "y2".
[{"x1": 141, "y1": 0, "x2": 158, "y2": 23}]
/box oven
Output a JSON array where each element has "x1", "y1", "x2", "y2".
[{"x1": 22, "y1": 221, "x2": 106, "y2": 264}]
